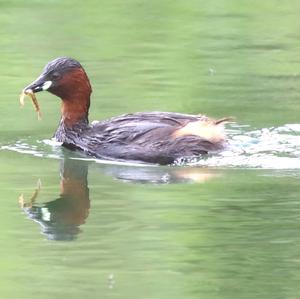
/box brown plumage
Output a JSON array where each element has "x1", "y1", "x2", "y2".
[{"x1": 22, "y1": 57, "x2": 231, "y2": 165}]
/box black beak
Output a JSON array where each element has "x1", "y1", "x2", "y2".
[{"x1": 23, "y1": 74, "x2": 52, "y2": 93}]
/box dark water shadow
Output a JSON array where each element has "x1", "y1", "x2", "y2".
[{"x1": 19, "y1": 151, "x2": 219, "y2": 241}]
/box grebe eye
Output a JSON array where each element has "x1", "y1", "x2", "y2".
[{"x1": 51, "y1": 72, "x2": 61, "y2": 81}]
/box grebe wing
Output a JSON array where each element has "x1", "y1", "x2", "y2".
[
  {"x1": 80, "y1": 112, "x2": 223, "y2": 164},
  {"x1": 90, "y1": 111, "x2": 207, "y2": 143}
]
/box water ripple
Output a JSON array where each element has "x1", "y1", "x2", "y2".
[{"x1": 1, "y1": 138, "x2": 63, "y2": 160}]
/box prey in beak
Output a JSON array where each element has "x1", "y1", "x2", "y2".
[
  {"x1": 20, "y1": 76, "x2": 53, "y2": 120},
  {"x1": 20, "y1": 90, "x2": 42, "y2": 120}
]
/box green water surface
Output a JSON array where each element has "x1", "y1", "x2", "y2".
[{"x1": 0, "y1": 1, "x2": 300, "y2": 298}]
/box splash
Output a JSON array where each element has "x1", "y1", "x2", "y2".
[{"x1": 178, "y1": 124, "x2": 300, "y2": 169}]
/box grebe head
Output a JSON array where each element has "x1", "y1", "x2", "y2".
[
  {"x1": 23, "y1": 57, "x2": 92, "y2": 125},
  {"x1": 24, "y1": 57, "x2": 92, "y2": 99}
]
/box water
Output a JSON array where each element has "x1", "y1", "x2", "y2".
[{"x1": 1, "y1": 0, "x2": 300, "y2": 298}]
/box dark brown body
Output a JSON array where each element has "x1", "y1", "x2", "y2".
[{"x1": 55, "y1": 112, "x2": 226, "y2": 165}]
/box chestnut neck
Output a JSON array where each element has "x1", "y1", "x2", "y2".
[
  {"x1": 58, "y1": 68, "x2": 92, "y2": 127},
  {"x1": 61, "y1": 93, "x2": 90, "y2": 127}
]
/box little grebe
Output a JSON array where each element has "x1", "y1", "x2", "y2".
[{"x1": 22, "y1": 57, "x2": 230, "y2": 165}]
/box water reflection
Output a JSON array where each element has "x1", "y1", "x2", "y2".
[
  {"x1": 99, "y1": 162, "x2": 218, "y2": 184},
  {"x1": 19, "y1": 158, "x2": 90, "y2": 241},
  {"x1": 19, "y1": 154, "x2": 218, "y2": 241}
]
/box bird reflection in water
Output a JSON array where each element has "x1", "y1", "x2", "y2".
[
  {"x1": 19, "y1": 158, "x2": 90, "y2": 241},
  {"x1": 19, "y1": 155, "x2": 219, "y2": 241}
]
